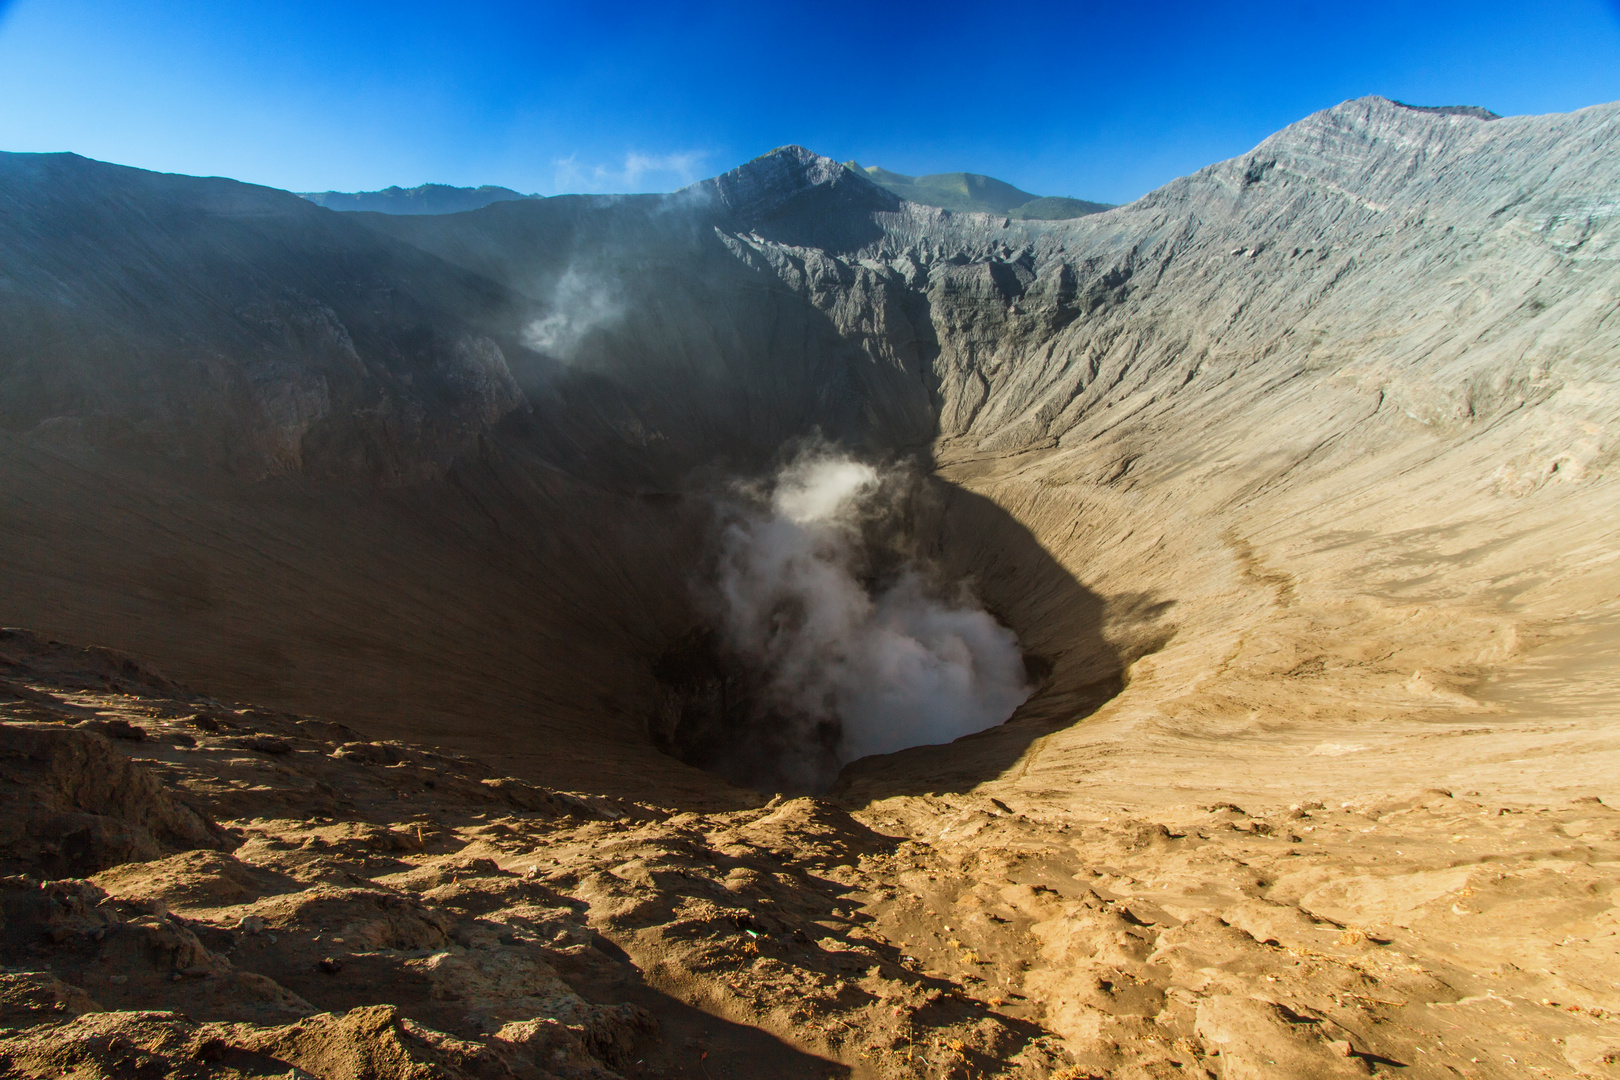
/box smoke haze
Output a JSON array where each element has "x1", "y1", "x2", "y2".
[
  {"x1": 523, "y1": 267, "x2": 623, "y2": 359},
  {"x1": 712, "y1": 450, "x2": 1031, "y2": 771}
]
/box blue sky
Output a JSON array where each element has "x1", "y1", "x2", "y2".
[{"x1": 1, "y1": 1, "x2": 1617, "y2": 203}]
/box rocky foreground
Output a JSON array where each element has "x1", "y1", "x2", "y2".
[{"x1": 3, "y1": 628, "x2": 1615, "y2": 1080}]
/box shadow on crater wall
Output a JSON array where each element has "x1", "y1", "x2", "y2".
[{"x1": 825, "y1": 478, "x2": 1125, "y2": 801}]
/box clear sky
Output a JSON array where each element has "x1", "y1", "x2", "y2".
[{"x1": 1, "y1": 0, "x2": 1617, "y2": 204}]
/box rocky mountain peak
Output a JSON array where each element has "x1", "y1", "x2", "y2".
[
  {"x1": 1134, "y1": 93, "x2": 1537, "y2": 220},
  {"x1": 701, "y1": 144, "x2": 900, "y2": 226}
]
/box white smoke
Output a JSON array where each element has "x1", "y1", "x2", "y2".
[
  {"x1": 523, "y1": 267, "x2": 623, "y2": 359},
  {"x1": 713, "y1": 450, "x2": 1031, "y2": 765}
]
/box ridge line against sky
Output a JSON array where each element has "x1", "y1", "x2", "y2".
[{"x1": 1, "y1": 0, "x2": 1618, "y2": 204}]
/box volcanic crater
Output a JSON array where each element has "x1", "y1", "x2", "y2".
[{"x1": 0, "y1": 96, "x2": 1618, "y2": 1079}]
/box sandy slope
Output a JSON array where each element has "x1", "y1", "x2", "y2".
[{"x1": 1, "y1": 632, "x2": 1616, "y2": 1079}]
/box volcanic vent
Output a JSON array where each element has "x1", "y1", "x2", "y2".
[{"x1": 648, "y1": 449, "x2": 1037, "y2": 793}]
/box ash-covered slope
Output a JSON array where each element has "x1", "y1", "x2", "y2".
[
  {"x1": 0, "y1": 148, "x2": 943, "y2": 486},
  {"x1": 352, "y1": 97, "x2": 1620, "y2": 481},
  {"x1": 734, "y1": 97, "x2": 1620, "y2": 798},
  {"x1": 0, "y1": 152, "x2": 531, "y2": 483},
  {"x1": 5, "y1": 630, "x2": 1614, "y2": 1080}
]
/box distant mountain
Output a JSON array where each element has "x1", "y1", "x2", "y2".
[
  {"x1": 299, "y1": 183, "x2": 537, "y2": 215},
  {"x1": 846, "y1": 164, "x2": 1112, "y2": 220},
  {"x1": 302, "y1": 169, "x2": 1112, "y2": 221}
]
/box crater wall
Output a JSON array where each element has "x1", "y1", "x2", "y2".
[{"x1": 2, "y1": 96, "x2": 1617, "y2": 804}]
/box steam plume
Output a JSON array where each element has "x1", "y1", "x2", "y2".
[{"x1": 712, "y1": 450, "x2": 1031, "y2": 770}]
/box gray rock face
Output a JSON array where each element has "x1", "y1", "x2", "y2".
[
  {"x1": 647, "y1": 98, "x2": 1611, "y2": 481},
  {"x1": 19, "y1": 97, "x2": 1609, "y2": 493},
  {"x1": 357, "y1": 96, "x2": 1620, "y2": 496},
  {"x1": 892, "y1": 95, "x2": 1619, "y2": 462}
]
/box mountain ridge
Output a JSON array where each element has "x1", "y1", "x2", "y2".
[
  {"x1": 299, "y1": 182, "x2": 539, "y2": 215},
  {"x1": 292, "y1": 153, "x2": 1114, "y2": 220}
]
